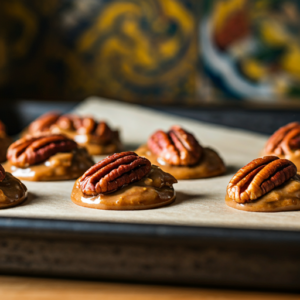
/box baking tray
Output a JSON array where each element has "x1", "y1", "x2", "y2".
[{"x1": 1, "y1": 97, "x2": 300, "y2": 290}]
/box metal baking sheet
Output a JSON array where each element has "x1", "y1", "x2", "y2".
[{"x1": 0, "y1": 97, "x2": 298, "y2": 231}]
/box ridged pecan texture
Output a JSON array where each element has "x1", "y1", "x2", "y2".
[
  {"x1": 227, "y1": 156, "x2": 297, "y2": 203},
  {"x1": 264, "y1": 122, "x2": 300, "y2": 156},
  {"x1": 56, "y1": 115, "x2": 114, "y2": 142},
  {"x1": 80, "y1": 151, "x2": 151, "y2": 195},
  {"x1": 148, "y1": 126, "x2": 203, "y2": 166},
  {"x1": 7, "y1": 134, "x2": 78, "y2": 168},
  {"x1": 0, "y1": 164, "x2": 5, "y2": 182},
  {"x1": 28, "y1": 112, "x2": 60, "y2": 134}
]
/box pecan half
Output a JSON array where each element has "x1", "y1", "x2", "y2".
[
  {"x1": 7, "y1": 134, "x2": 78, "y2": 168},
  {"x1": 80, "y1": 151, "x2": 151, "y2": 195},
  {"x1": 94, "y1": 121, "x2": 115, "y2": 143},
  {"x1": 56, "y1": 115, "x2": 114, "y2": 143},
  {"x1": 0, "y1": 164, "x2": 5, "y2": 182},
  {"x1": 227, "y1": 156, "x2": 297, "y2": 203},
  {"x1": 148, "y1": 126, "x2": 203, "y2": 166},
  {"x1": 55, "y1": 115, "x2": 75, "y2": 131},
  {"x1": 264, "y1": 122, "x2": 300, "y2": 156},
  {"x1": 28, "y1": 112, "x2": 60, "y2": 134}
]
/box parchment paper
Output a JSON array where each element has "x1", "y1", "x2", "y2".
[{"x1": 1, "y1": 97, "x2": 298, "y2": 231}]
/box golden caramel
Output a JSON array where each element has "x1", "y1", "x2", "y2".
[
  {"x1": 136, "y1": 145, "x2": 225, "y2": 180},
  {"x1": 4, "y1": 148, "x2": 94, "y2": 181},
  {"x1": 51, "y1": 125, "x2": 121, "y2": 155},
  {"x1": 71, "y1": 166, "x2": 176, "y2": 210}
]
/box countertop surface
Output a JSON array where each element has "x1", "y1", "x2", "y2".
[{"x1": 0, "y1": 276, "x2": 299, "y2": 300}]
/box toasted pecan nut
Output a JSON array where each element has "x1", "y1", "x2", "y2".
[
  {"x1": 28, "y1": 112, "x2": 60, "y2": 134},
  {"x1": 56, "y1": 115, "x2": 95, "y2": 133},
  {"x1": 94, "y1": 121, "x2": 114, "y2": 143},
  {"x1": 227, "y1": 156, "x2": 297, "y2": 203},
  {"x1": 264, "y1": 122, "x2": 300, "y2": 156},
  {"x1": 76, "y1": 117, "x2": 96, "y2": 134},
  {"x1": 7, "y1": 134, "x2": 78, "y2": 168},
  {"x1": 80, "y1": 151, "x2": 151, "y2": 195},
  {"x1": 0, "y1": 164, "x2": 5, "y2": 182},
  {"x1": 56, "y1": 115, "x2": 114, "y2": 142},
  {"x1": 148, "y1": 125, "x2": 203, "y2": 166},
  {"x1": 55, "y1": 115, "x2": 75, "y2": 131}
]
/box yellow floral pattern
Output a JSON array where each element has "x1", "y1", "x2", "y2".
[
  {"x1": 0, "y1": 0, "x2": 197, "y2": 104},
  {"x1": 202, "y1": 0, "x2": 300, "y2": 101}
]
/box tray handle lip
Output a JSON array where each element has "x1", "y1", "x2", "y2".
[{"x1": 0, "y1": 216, "x2": 300, "y2": 246}]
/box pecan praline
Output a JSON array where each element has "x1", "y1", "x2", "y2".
[
  {"x1": 7, "y1": 134, "x2": 78, "y2": 168},
  {"x1": 80, "y1": 151, "x2": 152, "y2": 195},
  {"x1": 55, "y1": 115, "x2": 115, "y2": 142},
  {"x1": 227, "y1": 156, "x2": 297, "y2": 203},
  {"x1": 263, "y1": 122, "x2": 300, "y2": 157},
  {"x1": 0, "y1": 163, "x2": 28, "y2": 209},
  {"x1": 148, "y1": 125, "x2": 203, "y2": 166},
  {"x1": 28, "y1": 113, "x2": 117, "y2": 143},
  {"x1": 27, "y1": 113, "x2": 122, "y2": 155}
]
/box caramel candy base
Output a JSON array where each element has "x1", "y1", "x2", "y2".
[
  {"x1": 225, "y1": 177, "x2": 300, "y2": 212},
  {"x1": 71, "y1": 166, "x2": 176, "y2": 210},
  {"x1": 51, "y1": 126, "x2": 122, "y2": 155},
  {"x1": 0, "y1": 173, "x2": 27, "y2": 208},
  {"x1": 3, "y1": 148, "x2": 94, "y2": 181},
  {"x1": 136, "y1": 145, "x2": 226, "y2": 180},
  {"x1": 82, "y1": 141, "x2": 120, "y2": 156}
]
